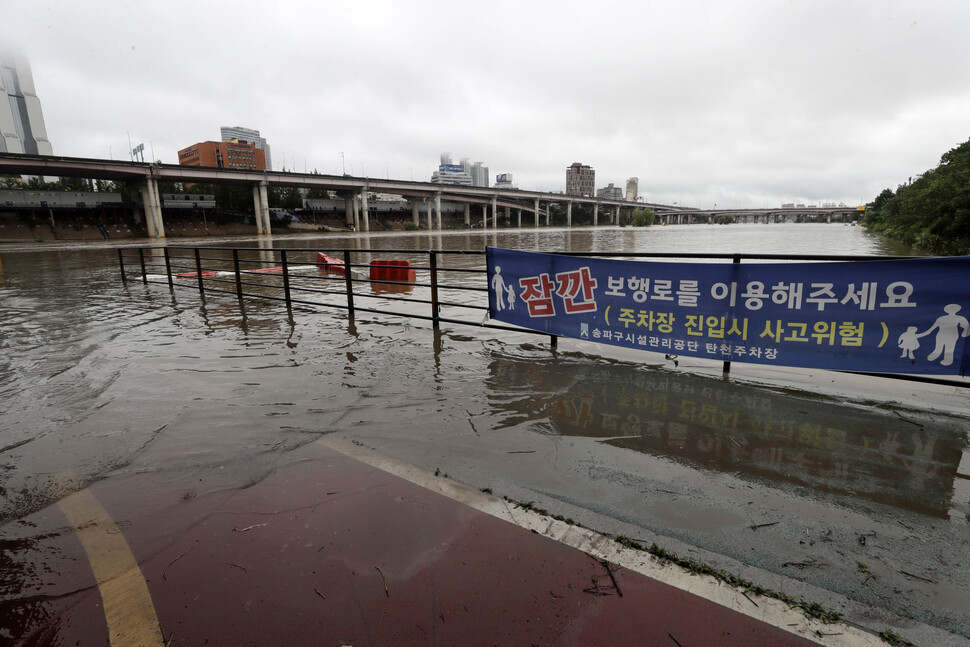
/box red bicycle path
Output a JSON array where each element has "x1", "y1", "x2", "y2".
[{"x1": 10, "y1": 440, "x2": 826, "y2": 646}]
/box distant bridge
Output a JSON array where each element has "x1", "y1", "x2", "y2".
[
  {"x1": 658, "y1": 206, "x2": 865, "y2": 225},
  {"x1": 0, "y1": 153, "x2": 665, "y2": 238}
]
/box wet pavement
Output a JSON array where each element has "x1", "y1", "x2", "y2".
[
  {"x1": 2, "y1": 229, "x2": 969, "y2": 646},
  {"x1": 4, "y1": 438, "x2": 837, "y2": 646}
]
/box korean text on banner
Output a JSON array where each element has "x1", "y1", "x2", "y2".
[{"x1": 485, "y1": 247, "x2": 970, "y2": 376}]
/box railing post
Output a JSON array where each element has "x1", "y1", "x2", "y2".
[
  {"x1": 232, "y1": 249, "x2": 243, "y2": 298},
  {"x1": 194, "y1": 247, "x2": 204, "y2": 296},
  {"x1": 280, "y1": 249, "x2": 292, "y2": 306},
  {"x1": 118, "y1": 248, "x2": 127, "y2": 283},
  {"x1": 163, "y1": 247, "x2": 173, "y2": 289},
  {"x1": 723, "y1": 254, "x2": 741, "y2": 375},
  {"x1": 343, "y1": 250, "x2": 355, "y2": 315},
  {"x1": 430, "y1": 251, "x2": 440, "y2": 329},
  {"x1": 138, "y1": 248, "x2": 147, "y2": 284}
]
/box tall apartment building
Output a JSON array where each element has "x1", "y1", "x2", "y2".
[
  {"x1": 0, "y1": 54, "x2": 53, "y2": 156},
  {"x1": 463, "y1": 158, "x2": 490, "y2": 188},
  {"x1": 220, "y1": 126, "x2": 272, "y2": 171},
  {"x1": 566, "y1": 162, "x2": 595, "y2": 197},
  {"x1": 626, "y1": 177, "x2": 639, "y2": 201},
  {"x1": 177, "y1": 140, "x2": 266, "y2": 170}
]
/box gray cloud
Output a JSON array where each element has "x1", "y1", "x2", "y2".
[{"x1": 5, "y1": 0, "x2": 968, "y2": 207}]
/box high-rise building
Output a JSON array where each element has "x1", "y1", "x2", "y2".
[
  {"x1": 220, "y1": 126, "x2": 271, "y2": 170},
  {"x1": 566, "y1": 162, "x2": 595, "y2": 197},
  {"x1": 431, "y1": 164, "x2": 473, "y2": 185},
  {"x1": 0, "y1": 54, "x2": 53, "y2": 156},
  {"x1": 459, "y1": 158, "x2": 490, "y2": 187},
  {"x1": 626, "y1": 177, "x2": 639, "y2": 201},
  {"x1": 433, "y1": 153, "x2": 489, "y2": 187},
  {"x1": 597, "y1": 183, "x2": 623, "y2": 200},
  {"x1": 177, "y1": 140, "x2": 266, "y2": 170}
]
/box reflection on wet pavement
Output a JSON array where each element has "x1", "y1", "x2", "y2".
[{"x1": 487, "y1": 354, "x2": 968, "y2": 520}]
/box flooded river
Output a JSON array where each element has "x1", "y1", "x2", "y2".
[{"x1": 1, "y1": 223, "x2": 968, "y2": 643}]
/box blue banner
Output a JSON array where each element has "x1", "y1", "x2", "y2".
[{"x1": 486, "y1": 248, "x2": 970, "y2": 376}]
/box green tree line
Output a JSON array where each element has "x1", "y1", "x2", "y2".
[{"x1": 864, "y1": 137, "x2": 970, "y2": 255}]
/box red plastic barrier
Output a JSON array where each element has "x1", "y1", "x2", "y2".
[
  {"x1": 369, "y1": 259, "x2": 416, "y2": 283},
  {"x1": 316, "y1": 252, "x2": 346, "y2": 276},
  {"x1": 176, "y1": 270, "x2": 219, "y2": 278}
]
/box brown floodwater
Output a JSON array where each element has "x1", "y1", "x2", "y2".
[{"x1": 1, "y1": 224, "x2": 968, "y2": 641}]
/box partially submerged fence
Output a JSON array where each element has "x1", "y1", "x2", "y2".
[
  {"x1": 118, "y1": 245, "x2": 514, "y2": 334},
  {"x1": 118, "y1": 245, "x2": 967, "y2": 388}
]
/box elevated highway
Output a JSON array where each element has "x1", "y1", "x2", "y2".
[{"x1": 0, "y1": 153, "x2": 664, "y2": 237}]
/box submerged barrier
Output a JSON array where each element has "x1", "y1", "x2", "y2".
[
  {"x1": 369, "y1": 259, "x2": 416, "y2": 283},
  {"x1": 117, "y1": 245, "x2": 968, "y2": 388}
]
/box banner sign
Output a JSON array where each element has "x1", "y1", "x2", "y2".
[{"x1": 486, "y1": 248, "x2": 970, "y2": 376}]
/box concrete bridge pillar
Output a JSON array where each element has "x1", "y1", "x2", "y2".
[
  {"x1": 412, "y1": 200, "x2": 421, "y2": 228},
  {"x1": 140, "y1": 178, "x2": 164, "y2": 238},
  {"x1": 344, "y1": 196, "x2": 356, "y2": 227},
  {"x1": 504, "y1": 206, "x2": 510, "y2": 227},
  {"x1": 517, "y1": 209, "x2": 521, "y2": 228},
  {"x1": 534, "y1": 198, "x2": 540, "y2": 227},
  {"x1": 482, "y1": 204, "x2": 488, "y2": 229},
  {"x1": 251, "y1": 180, "x2": 270, "y2": 235},
  {"x1": 614, "y1": 205, "x2": 619, "y2": 225},
  {"x1": 593, "y1": 203, "x2": 599, "y2": 227},
  {"x1": 426, "y1": 200, "x2": 434, "y2": 230},
  {"x1": 435, "y1": 193, "x2": 442, "y2": 229},
  {"x1": 491, "y1": 195, "x2": 498, "y2": 228},
  {"x1": 360, "y1": 188, "x2": 370, "y2": 232},
  {"x1": 567, "y1": 202, "x2": 572, "y2": 227},
  {"x1": 464, "y1": 203, "x2": 470, "y2": 227},
  {"x1": 351, "y1": 194, "x2": 359, "y2": 230},
  {"x1": 338, "y1": 192, "x2": 355, "y2": 228}
]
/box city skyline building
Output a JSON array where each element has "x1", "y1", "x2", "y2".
[
  {"x1": 433, "y1": 153, "x2": 489, "y2": 187},
  {"x1": 0, "y1": 53, "x2": 53, "y2": 157},
  {"x1": 565, "y1": 162, "x2": 594, "y2": 197},
  {"x1": 220, "y1": 125, "x2": 272, "y2": 171},
  {"x1": 626, "y1": 177, "x2": 639, "y2": 201},
  {"x1": 177, "y1": 140, "x2": 266, "y2": 170},
  {"x1": 596, "y1": 182, "x2": 623, "y2": 200},
  {"x1": 494, "y1": 173, "x2": 515, "y2": 189}
]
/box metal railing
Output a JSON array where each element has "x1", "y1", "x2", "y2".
[
  {"x1": 118, "y1": 245, "x2": 967, "y2": 389},
  {"x1": 118, "y1": 245, "x2": 523, "y2": 334}
]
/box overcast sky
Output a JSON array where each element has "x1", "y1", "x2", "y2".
[{"x1": 5, "y1": 0, "x2": 969, "y2": 208}]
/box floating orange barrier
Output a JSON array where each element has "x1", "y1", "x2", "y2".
[
  {"x1": 316, "y1": 252, "x2": 346, "y2": 276},
  {"x1": 176, "y1": 270, "x2": 219, "y2": 278},
  {"x1": 369, "y1": 259, "x2": 416, "y2": 283}
]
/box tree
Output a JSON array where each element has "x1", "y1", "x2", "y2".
[
  {"x1": 863, "y1": 137, "x2": 970, "y2": 255},
  {"x1": 631, "y1": 208, "x2": 657, "y2": 227},
  {"x1": 60, "y1": 176, "x2": 92, "y2": 191},
  {"x1": 306, "y1": 187, "x2": 332, "y2": 200},
  {"x1": 269, "y1": 185, "x2": 302, "y2": 210}
]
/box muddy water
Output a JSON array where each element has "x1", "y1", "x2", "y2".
[{"x1": 1, "y1": 224, "x2": 968, "y2": 641}]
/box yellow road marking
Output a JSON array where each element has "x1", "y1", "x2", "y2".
[{"x1": 57, "y1": 489, "x2": 165, "y2": 647}]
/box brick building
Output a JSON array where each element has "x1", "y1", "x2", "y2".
[
  {"x1": 177, "y1": 140, "x2": 266, "y2": 170},
  {"x1": 565, "y1": 162, "x2": 595, "y2": 197}
]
